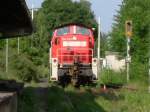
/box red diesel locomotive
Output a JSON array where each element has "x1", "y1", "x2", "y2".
[{"x1": 49, "y1": 23, "x2": 99, "y2": 85}]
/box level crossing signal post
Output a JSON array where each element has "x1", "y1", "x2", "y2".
[{"x1": 125, "y1": 20, "x2": 132, "y2": 82}]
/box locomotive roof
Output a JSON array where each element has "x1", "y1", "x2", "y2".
[{"x1": 54, "y1": 23, "x2": 93, "y2": 30}]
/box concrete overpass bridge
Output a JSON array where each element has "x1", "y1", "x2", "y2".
[
  {"x1": 0, "y1": 0, "x2": 32, "y2": 112},
  {"x1": 0, "y1": 0, "x2": 33, "y2": 38}
]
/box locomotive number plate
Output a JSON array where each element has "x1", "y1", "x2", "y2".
[{"x1": 63, "y1": 41, "x2": 86, "y2": 47}]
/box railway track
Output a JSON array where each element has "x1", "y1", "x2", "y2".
[
  {"x1": 30, "y1": 78, "x2": 49, "y2": 112},
  {"x1": 63, "y1": 91, "x2": 76, "y2": 110},
  {"x1": 19, "y1": 79, "x2": 147, "y2": 112}
]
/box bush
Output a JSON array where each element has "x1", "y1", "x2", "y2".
[
  {"x1": 0, "y1": 71, "x2": 8, "y2": 79},
  {"x1": 37, "y1": 65, "x2": 49, "y2": 78},
  {"x1": 100, "y1": 69, "x2": 126, "y2": 84},
  {"x1": 10, "y1": 54, "x2": 39, "y2": 82},
  {"x1": 130, "y1": 61, "x2": 148, "y2": 83}
]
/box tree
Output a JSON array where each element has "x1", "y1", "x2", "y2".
[
  {"x1": 111, "y1": 0, "x2": 150, "y2": 63},
  {"x1": 0, "y1": 0, "x2": 98, "y2": 81},
  {"x1": 111, "y1": 0, "x2": 150, "y2": 80},
  {"x1": 41, "y1": 0, "x2": 97, "y2": 38}
]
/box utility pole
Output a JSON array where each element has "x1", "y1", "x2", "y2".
[
  {"x1": 6, "y1": 39, "x2": 8, "y2": 73},
  {"x1": 125, "y1": 20, "x2": 133, "y2": 82},
  {"x1": 149, "y1": 58, "x2": 150, "y2": 93},
  {"x1": 98, "y1": 17, "x2": 101, "y2": 59},
  {"x1": 18, "y1": 37, "x2": 20, "y2": 54},
  {"x1": 31, "y1": 4, "x2": 34, "y2": 20},
  {"x1": 97, "y1": 16, "x2": 101, "y2": 85},
  {"x1": 31, "y1": 3, "x2": 34, "y2": 48}
]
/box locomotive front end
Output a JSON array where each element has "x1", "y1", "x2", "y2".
[{"x1": 50, "y1": 24, "x2": 99, "y2": 86}]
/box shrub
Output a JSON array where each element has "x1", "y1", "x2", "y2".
[
  {"x1": 10, "y1": 54, "x2": 38, "y2": 82},
  {"x1": 130, "y1": 61, "x2": 148, "y2": 83},
  {"x1": 100, "y1": 69, "x2": 126, "y2": 84},
  {"x1": 37, "y1": 65, "x2": 49, "y2": 78}
]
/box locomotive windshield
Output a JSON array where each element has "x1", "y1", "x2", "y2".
[
  {"x1": 57, "y1": 27, "x2": 69, "y2": 36},
  {"x1": 76, "y1": 26, "x2": 90, "y2": 35},
  {"x1": 56, "y1": 25, "x2": 90, "y2": 36}
]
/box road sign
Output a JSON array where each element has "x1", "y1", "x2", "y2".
[{"x1": 125, "y1": 20, "x2": 133, "y2": 37}]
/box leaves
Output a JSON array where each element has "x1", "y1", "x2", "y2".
[
  {"x1": 111, "y1": 0, "x2": 150, "y2": 63},
  {"x1": 0, "y1": 0, "x2": 97, "y2": 82},
  {"x1": 41, "y1": 0, "x2": 97, "y2": 38}
]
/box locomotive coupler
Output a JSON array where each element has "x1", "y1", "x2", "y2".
[{"x1": 68, "y1": 57, "x2": 81, "y2": 85}]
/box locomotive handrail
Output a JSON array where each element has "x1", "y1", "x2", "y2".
[
  {"x1": 56, "y1": 48, "x2": 93, "y2": 64},
  {"x1": 56, "y1": 48, "x2": 93, "y2": 58}
]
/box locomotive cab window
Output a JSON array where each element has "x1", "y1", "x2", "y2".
[
  {"x1": 57, "y1": 27, "x2": 69, "y2": 36},
  {"x1": 76, "y1": 26, "x2": 90, "y2": 35}
]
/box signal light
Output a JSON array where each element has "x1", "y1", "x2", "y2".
[{"x1": 125, "y1": 20, "x2": 133, "y2": 37}]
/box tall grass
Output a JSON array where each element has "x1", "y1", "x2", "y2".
[
  {"x1": 100, "y1": 69, "x2": 126, "y2": 85},
  {"x1": 130, "y1": 61, "x2": 148, "y2": 85},
  {"x1": 18, "y1": 87, "x2": 36, "y2": 112}
]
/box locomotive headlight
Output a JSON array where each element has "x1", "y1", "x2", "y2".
[
  {"x1": 52, "y1": 58, "x2": 58, "y2": 66},
  {"x1": 53, "y1": 59, "x2": 57, "y2": 63},
  {"x1": 92, "y1": 58, "x2": 97, "y2": 66},
  {"x1": 93, "y1": 59, "x2": 97, "y2": 63}
]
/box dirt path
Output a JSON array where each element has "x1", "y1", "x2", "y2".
[
  {"x1": 34, "y1": 87, "x2": 48, "y2": 112},
  {"x1": 33, "y1": 78, "x2": 49, "y2": 112}
]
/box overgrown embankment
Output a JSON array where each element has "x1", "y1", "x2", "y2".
[{"x1": 18, "y1": 82, "x2": 150, "y2": 112}]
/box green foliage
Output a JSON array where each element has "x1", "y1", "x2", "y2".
[
  {"x1": 0, "y1": 49, "x2": 5, "y2": 72},
  {"x1": 0, "y1": 0, "x2": 97, "y2": 82},
  {"x1": 110, "y1": 0, "x2": 150, "y2": 82},
  {"x1": 96, "y1": 89, "x2": 150, "y2": 112},
  {"x1": 18, "y1": 88, "x2": 36, "y2": 112},
  {"x1": 0, "y1": 71, "x2": 8, "y2": 79},
  {"x1": 100, "y1": 69, "x2": 126, "y2": 84},
  {"x1": 19, "y1": 85, "x2": 150, "y2": 112},
  {"x1": 42, "y1": 0, "x2": 97, "y2": 38},
  {"x1": 47, "y1": 86, "x2": 106, "y2": 112},
  {"x1": 111, "y1": 0, "x2": 150, "y2": 62},
  {"x1": 130, "y1": 61, "x2": 148, "y2": 82},
  {"x1": 10, "y1": 54, "x2": 39, "y2": 82},
  {"x1": 37, "y1": 65, "x2": 49, "y2": 78}
]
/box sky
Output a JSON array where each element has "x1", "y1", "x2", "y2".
[{"x1": 26, "y1": 0, "x2": 122, "y2": 33}]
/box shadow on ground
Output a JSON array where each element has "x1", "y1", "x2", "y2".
[{"x1": 18, "y1": 85, "x2": 109, "y2": 112}]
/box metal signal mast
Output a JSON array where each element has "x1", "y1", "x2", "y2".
[{"x1": 125, "y1": 20, "x2": 133, "y2": 82}]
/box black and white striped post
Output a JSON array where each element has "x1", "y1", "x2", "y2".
[{"x1": 125, "y1": 20, "x2": 132, "y2": 82}]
